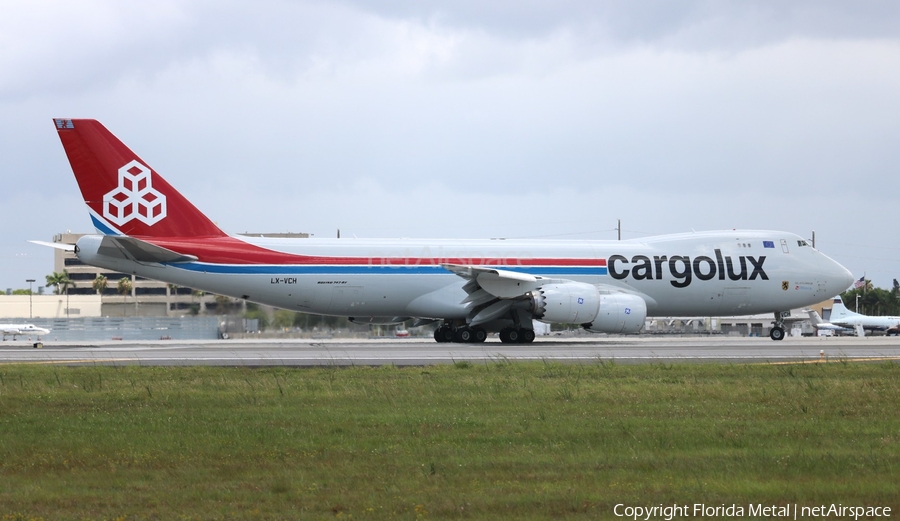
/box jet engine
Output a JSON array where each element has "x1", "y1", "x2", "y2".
[
  {"x1": 527, "y1": 283, "x2": 647, "y2": 334},
  {"x1": 582, "y1": 293, "x2": 647, "y2": 334},
  {"x1": 529, "y1": 283, "x2": 601, "y2": 324}
]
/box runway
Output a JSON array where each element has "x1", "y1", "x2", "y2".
[{"x1": 1, "y1": 335, "x2": 900, "y2": 366}]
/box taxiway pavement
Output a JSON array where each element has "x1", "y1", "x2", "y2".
[{"x1": 1, "y1": 335, "x2": 899, "y2": 366}]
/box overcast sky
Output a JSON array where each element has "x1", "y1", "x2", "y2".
[{"x1": 2, "y1": 1, "x2": 899, "y2": 293}]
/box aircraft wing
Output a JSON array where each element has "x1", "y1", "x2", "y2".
[
  {"x1": 441, "y1": 264, "x2": 551, "y2": 326},
  {"x1": 828, "y1": 317, "x2": 870, "y2": 330},
  {"x1": 441, "y1": 264, "x2": 546, "y2": 299},
  {"x1": 441, "y1": 263, "x2": 647, "y2": 329}
]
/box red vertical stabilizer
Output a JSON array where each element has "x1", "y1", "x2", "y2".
[{"x1": 54, "y1": 118, "x2": 226, "y2": 238}]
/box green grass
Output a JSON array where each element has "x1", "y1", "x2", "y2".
[{"x1": 0, "y1": 361, "x2": 898, "y2": 519}]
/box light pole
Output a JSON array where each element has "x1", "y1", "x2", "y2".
[
  {"x1": 856, "y1": 294, "x2": 860, "y2": 313},
  {"x1": 26, "y1": 279, "x2": 35, "y2": 319}
]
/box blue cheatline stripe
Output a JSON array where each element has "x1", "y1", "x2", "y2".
[
  {"x1": 89, "y1": 214, "x2": 120, "y2": 236},
  {"x1": 165, "y1": 262, "x2": 608, "y2": 276},
  {"x1": 86, "y1": 212, "x2": 609, "y2": 276}
]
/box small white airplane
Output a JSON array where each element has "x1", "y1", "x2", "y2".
[
  {"x1": 0, "y1": 324, "x2": 50, "y2": 341},
  {"x1": 805, "y1": 309, "x2": 855, "y2": 335},
  {"x1": 44, "y1": 118, "x2": 855, "y2": 342},
  {"x1": 828, "y1": 296, "x2": 900, "y2": 335}
]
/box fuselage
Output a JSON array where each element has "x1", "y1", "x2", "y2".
[
  {"x1": 76, "y1": 229, "x2": 851, "y2": 320},
  {"x1": 0, "y1": 324, "x2": 50, "y2": 337},
  {"x1": 832, "y1": 313, "x2": 900, "y2": 331}
]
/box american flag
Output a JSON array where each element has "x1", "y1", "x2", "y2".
[{"x1": 853, "y1": 276, "x2": 866, "y2": 289}]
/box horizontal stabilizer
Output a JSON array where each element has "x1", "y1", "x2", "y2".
[
  {"x1": 98, "y1": 236, "x2": 198, "y2": 264},
  {"x1": 28, "y1": 240, "x2": 75, "y2": 252}
]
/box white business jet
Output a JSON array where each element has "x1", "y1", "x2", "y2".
[
  {"x1": 828, "y1": 296, "x2": 900, "y2": 336},
  {"x1": 0, "y1": 324, "x2": 50, "y2": 341}
]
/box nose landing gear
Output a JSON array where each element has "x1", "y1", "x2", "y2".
[
  {"x1": 769, "y1": 326, "x2": 785, "y2": 341},
  {"x1": 769, "y1": 311, "x2": 789, "y2": 341}
]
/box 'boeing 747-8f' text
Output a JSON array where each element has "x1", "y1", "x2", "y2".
[{"x1": 48, "y1": 119, "x2": 854, "y2": 342}]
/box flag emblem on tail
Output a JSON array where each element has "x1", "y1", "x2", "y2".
[{"x1": 103, "y1": 160, "x2": 167, "y2": 226}]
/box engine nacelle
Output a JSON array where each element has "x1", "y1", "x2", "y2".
[
  {"x1": 531, "y1": 282, "x2": 600, "y2": 324},
  {"x1": 582, "y1": 293, "x2": 647, "y2": 334},
  {"x1": 529, "y1": 282, "x2": 601, "y2": 324},
  {"x1": 528, "y1": 283, "x2": 648, "y2": 334}
]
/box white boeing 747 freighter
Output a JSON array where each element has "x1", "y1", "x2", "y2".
[{"x1": 45, "y1": 119, "x2": 853, "y2": 343}]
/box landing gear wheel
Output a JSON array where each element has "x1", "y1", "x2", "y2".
[
  {"x1": 434, "y1": 326, "x2": 454, "y2": 343},
  {"x1": 521, "y1": 329, "x2": 535, "y2": 343},
  {"x1": 500, "y1": 328, "x2": 534, "y2": 343},
  {"x1": 455, "y1": 327, "x2": 474, "y2": 343},
  {"x1": 472, "y1": 328, "x2": 487, "y2": 343},
  {"x1": 770, "y1": 326, "x2": 785, "y2": 341}
]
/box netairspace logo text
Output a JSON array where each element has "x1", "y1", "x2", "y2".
[{"x1": 614, "y1": 503, "x2": 892, "y2": 520}]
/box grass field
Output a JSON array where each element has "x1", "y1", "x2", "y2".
[{"x1": 0, "y1": 360, "x2": 898, "y2": 520}]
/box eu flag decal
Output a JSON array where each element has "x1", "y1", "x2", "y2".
[{"x1": 763, "y1": 241, "x2": 775, "y2": 248}]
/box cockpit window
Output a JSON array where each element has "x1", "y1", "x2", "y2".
[{"x1": 797, "y1": 240, "x2": 809, "y2": 247}]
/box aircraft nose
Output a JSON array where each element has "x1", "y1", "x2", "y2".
[{"x1": 824, "y1": 255, "x2": 854, "y2": 295}]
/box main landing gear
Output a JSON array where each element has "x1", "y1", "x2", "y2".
[
  {"x1": 499, "y1": 327, "x2": 535, "y2": 344},
  {"x1": 434, "y1": 325, "x2": 487, "y2": 344},
  {"x1": 769, "y1": 311, "x2": 789, "y2": 341},
  {"x1": 433, "y1": 325, "x2": 535, "y2": 343}
]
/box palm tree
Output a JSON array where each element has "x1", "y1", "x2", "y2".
[
  {"x1": 45, "y1": 271, "x2": 72, "y2": 295},
  {"x1": 117, "y1": 276, "x2": 133, "y2": 316},
  {"x1": 92, "y1": 274, "x2": 108, "y2": 295},
  {"x1": 46, "y1": 270, "x2": 75, "y2": 318}
]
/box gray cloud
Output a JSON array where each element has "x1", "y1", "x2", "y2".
[{"x1": 1, "y1": 1, "x2": 899, "y2": 291}]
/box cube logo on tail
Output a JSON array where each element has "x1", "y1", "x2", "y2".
[{"x1": 103, "y1": 160, "x2": 167, "y2": 226}]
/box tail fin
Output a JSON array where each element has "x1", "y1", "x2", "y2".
[
  {"x1": 806, "y1": 309, "x2": 824, "y2": 325},
  {"x1": 53, "y1": 118, "x2": 225, "y2": 238},
  {"x1": 830, "y1": 295, "x2": 857, "y2": 321}
]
